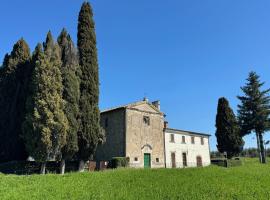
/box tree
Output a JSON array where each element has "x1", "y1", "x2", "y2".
[
  {"x1": 57, "y1": 28, "x2": 80, "y2": 174},
  {"x1": 215, "y1": 97, "x2": 244, "y2": 158},
  {"x1": 237, "y1": 71, "x2": 270, "y2": 163},
  {"x1": 0, "y1": 39, "x2": 31, "y2": 162},
  {"x1": 22, "y1": 32, "x2": 69, "y2": 174},
  {"x1": 77, "y1": 2, "x2": 105, "y2": 171}
]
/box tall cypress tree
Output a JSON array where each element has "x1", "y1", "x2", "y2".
[
  {"x1": 0, "y1": 39, "x2": 31, "y2": 162},
  {"x1": 237, "y1": 71, "x2": 270, "y2": 163},
  {"x1": 215, "y1": 97, "x2": 244, "y2": 159},
  {"x1": 58, "y1": 29, "x2": 80, "y2": 174},
  {"x1": 77, "y1": 2, "x2": 104, "y2": 171},
  {"x1": 23, "y1": 32, "x2": 69, "y2": 174}
]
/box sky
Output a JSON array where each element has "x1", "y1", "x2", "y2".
[{"x1": 1, "y1": 0, "x2": 270, "y2": 151}]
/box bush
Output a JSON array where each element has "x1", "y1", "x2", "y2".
[{"x1": 110, "y1": 157, "x2": 129, "y2": 168}]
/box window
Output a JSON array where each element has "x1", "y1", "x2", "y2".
[
  {"x1": 170, "y1": 134, "x2": 175, "y2": 142},
  {"x1": 156, "y1": 158, "x2": 159, "y2": 163},
  {"x1": 182, "y1": 136, "x2": 186, "y2": 143},
  {"x1": 134, "y1": 157, "x2": 138, "y2": 161},
  {"x1": 191, "y1": 136, "x2": 195, "y2": 144},
  {"x1": 143, "y1": 116, "x2": 150, "y2": 125},
  {"x1": 105, "y1": 118, "x2": 108, "y2": 128},
  {"x1": 201, "y1": 137, "x2": 204, "y2": 145}
]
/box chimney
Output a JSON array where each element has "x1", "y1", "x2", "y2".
[
  {"x1": 152, "y1": 100, "x2": 160, "y2": 110},
  {"x1": 164, "y1": 121, "x2": 168, "y2": 129}
]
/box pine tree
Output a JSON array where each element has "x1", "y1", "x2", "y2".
[
  {"x1": 23, "y1": 32, "x2": 69, "y2": 174},
  {"x1": 57, "y1": 28, "x2": 80, "y2": 174},
  {"x1": 0, "y1": 39, "x2": 31, "y2": 162},
  {"x1": 77, "y1": 2, "x2": 104, "y2": 171},
  {"x1": 237, "y1": 71, "x2": 270, "y2": 163},
  {"x1": 215, "y1": 97, "x2": 244, "y2": 159}
]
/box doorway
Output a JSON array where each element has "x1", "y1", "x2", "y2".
[
  {"x1": 171, "y1": 152, "x2": 176, "y2": 168},
  {"x1": 144, "y1": 153, "x2": 151, "y2": 168},
  {"x1": 182, "y1": 152, "x2": 187, "y2": 167},
  {"x1": 196, "y1": 156, "x2": 202, "y2": 167}
]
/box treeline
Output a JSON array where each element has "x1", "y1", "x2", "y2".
[
  {"x1": 215, "y1": 72, "x2": 270, "y2": 163},
  {"x1": 211, "y1": 148, "x2": 270, "y2": 158},
  {"x1": 0, "y1": 2, "x2": 105, "y2": 174}
]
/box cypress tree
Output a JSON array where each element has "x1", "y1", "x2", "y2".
[
  {"x1": 23, "y1": 32, "x2": 69, "y2": 174},
  {"x1": 57, "y1": 29, "x2": 80, "y2": 174},
  {"x1": 77, "y1": 2, "x2": 104, "y2": 171},
  {"x1": 237, "y1": 71, "x2": 270, "y2": 163},
  {"x1": 215, "y1": 97, "x2": 244, "y2": 159},
  {"x1": 0, "y1": 39, "x2": 31, "y2": 162}
]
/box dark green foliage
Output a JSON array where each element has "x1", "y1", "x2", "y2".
[
  {"x1": 0, "y1": 161, "x2": 80, "y2": 175},
  {"x1": 77, "y1": 2, "x2": 104, "y2": 161},
  {"x1": 237, "y1": 72, "x2": 270, "y2": 163},
  {"x1": 215, "y1": 97, "x2": 244, "y2": 159},
  {"x1": 22, "y1": 32, "x2": 69, "y2": 163},
  {"x1": 110, "y1": 157, "x2": 129, "y2": 168},
  {"x1": 57, "y1": 29, "x2": 80, "y2": 160},
  {"x1": 0, "y1": 39, "x2": 31, "y2": 162}
]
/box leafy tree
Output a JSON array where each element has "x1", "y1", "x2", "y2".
[
  {"x1": 237, "y1": 71, "x2": 270, "y2": 163},
  {"x1": 215, "y1": 97, "x2": 244, "y2": 158},
  {"x1": 23, "y1": 32, "x2": 69, "y2": 174},
  {"x1": 0, "y1": 39, "x2": 31, "y2": 162},
  {"x1": 57, "y1": 28, "x2": 80, "y2": 174}
]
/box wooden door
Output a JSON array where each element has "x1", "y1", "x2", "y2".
[
  {"x1": 182, "y1": 153, "x2": 187, "y2": 167},
  {"x1": 144, "y1": 153, "x2": 151, "y2": 168},
  {"x1": 196, "y1": 156, "x2": 202, "y2": 167},
  {"x1": 171, "y1": 152, "x2": 176, "y2": 168}
]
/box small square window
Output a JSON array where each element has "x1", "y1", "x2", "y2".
[
  {"x1": 191, "y1": 136, "x2": 195, "y2": 144},
  {"x1": 134, "y1": 157, "x2": 138, "y2": 161},
  {"x1": 170, "y1": 134, "x2": 175, "y2": 142},
  {"x1": 182, "y1": 136, "x2": 186, "y2": 143},
  {"x1": 156, "y1": 158, "x2": 159, "y2": 162},
  {"x1": 143, "y1": 116, "x2": 150, "y2": 125},
  {"x1": 201, "y1": 137, "x2": 204, "y2": 145}
]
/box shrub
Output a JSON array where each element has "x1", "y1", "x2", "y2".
[{"x1": 110, "y1": 157, "x2": 129, "y2": 168}]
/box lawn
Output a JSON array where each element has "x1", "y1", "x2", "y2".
[{"x1": 0, "y1": 159, "x2": 270, "y2": 200}]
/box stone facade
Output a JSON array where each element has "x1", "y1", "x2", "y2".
[
  {"x1": 95, "y1": 108, "x2": 126, "y2": 161},
  {"x1": 95, "y1": 100, "x2": 165, "y2": 168},
  {"x1": 125, "y1": 104, "x2": 165, "y2": 168}
]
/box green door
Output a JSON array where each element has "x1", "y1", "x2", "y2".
[{"x1": 144, "y1": 153, "x2": 151, "y2": 168}]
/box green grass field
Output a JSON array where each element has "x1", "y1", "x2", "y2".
[{"x1": 0, "y1": 158, "x2": 270, "y2": 200}]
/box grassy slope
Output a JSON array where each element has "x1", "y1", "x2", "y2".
[{"x1": 0, "y1": 159, "x2": 270, "y2": 200}]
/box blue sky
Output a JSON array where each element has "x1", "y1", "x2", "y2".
[{"x1": 1, "y1": 0, "x2": 270, "y2": 151}]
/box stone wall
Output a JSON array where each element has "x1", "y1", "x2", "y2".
[
  {"x1": 125, "y1": 107, "x2": 165, "y2": 168},
  {"x1": 95, "y1": 109, "x2": 126, "y2": 161}
]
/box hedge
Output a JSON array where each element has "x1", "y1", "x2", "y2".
[{"x1": 110, "y1": 157, "x2": 129, "y2": 168}]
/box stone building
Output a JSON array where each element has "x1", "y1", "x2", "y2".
[
  {"x1": 95, "y1": 99, "x2": 165, "y2": 168},
  {"x1": 95, "y1": 99, "x2": 211, "y2": 168}
]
